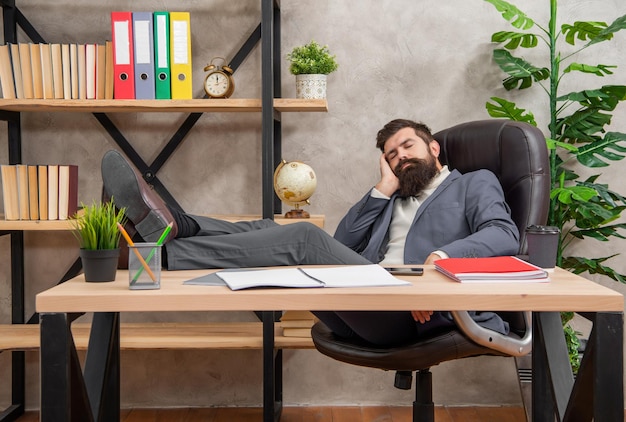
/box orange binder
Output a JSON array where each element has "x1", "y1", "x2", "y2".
[{"x1": 111, "y1": 11, "x2": 135, "y2": 99}]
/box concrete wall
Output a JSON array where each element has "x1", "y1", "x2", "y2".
[{"x1": 1, "y1": 0, "x2": 625, "y2": 410}]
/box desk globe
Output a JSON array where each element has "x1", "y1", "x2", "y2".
[{"x1": 273, "y1": 160, "x2": 317, "y2": 218}]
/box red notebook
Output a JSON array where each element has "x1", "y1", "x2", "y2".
[{"x1": 435, "y1": 256, "x2": 549, "y2": 283}]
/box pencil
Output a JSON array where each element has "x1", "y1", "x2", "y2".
[
  {"x1": 131, "y1": 222, "x2": 172, "y2": 284},
  {"x1": 117, "y1": 222, "x2": 157, "y2": 283}
]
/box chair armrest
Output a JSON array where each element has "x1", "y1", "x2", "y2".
[{"x1": 449, "y1": 310, "x2": 532, "y2": 356}]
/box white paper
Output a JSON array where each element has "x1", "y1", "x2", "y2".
[{"x1": 215, "y1": 265, "x2": 411, "y2": 291}]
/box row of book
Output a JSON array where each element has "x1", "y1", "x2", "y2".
[
  {"x1": 1, "y1": 164, "x2": 78, "y2": 221},
  {"x1": 0, "y1": 42, "x2": 113, "y2": 100},
  {"x1": 279, "y1": 311, "x2": 318, "y2": 338},
  {"x1": 0, "y1": 11, "x2": 192, "y2": 101}
]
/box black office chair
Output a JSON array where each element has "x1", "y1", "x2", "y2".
[{"x1": 311, "y1": 120, "x2": 551, "y2": 422}]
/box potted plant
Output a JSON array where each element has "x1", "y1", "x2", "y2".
[
  {"x1": 71, "y1": 199, "x2": 126, "y2": 282},
  {"x1": 482, "y1": 0, "x2": 626, "y2": 372},
  {"x1": 286, "y1": 40, "x2": 338, "y2": 99}
]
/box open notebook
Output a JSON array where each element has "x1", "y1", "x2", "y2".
[{"x1": 185, "y1": 264, "x2": 412, "y2": 290}]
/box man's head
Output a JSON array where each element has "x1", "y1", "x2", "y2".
[{"x1": 376, "y1": 119, "x2": 443, "y2": 197}]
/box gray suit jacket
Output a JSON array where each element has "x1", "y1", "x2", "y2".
[{"x1": 335, "y1": 169, "x2": 520, "y2": 264}]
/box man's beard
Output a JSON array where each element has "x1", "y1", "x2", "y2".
[{"x1": 395, "y1": 156, "x2": 439, "y2": 198}]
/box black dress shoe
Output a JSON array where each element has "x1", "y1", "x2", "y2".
[{"x1": 101, "y1": 150, "x2": 178, "y2": 243}]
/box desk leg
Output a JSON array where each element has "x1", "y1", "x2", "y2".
[
  {"x1": 83, "y1": 312, "x2": 120, "y2": 422},
  {"x1": 564, "y1": 312, "x2": 623, "y2": 421},
  {"x1": 40, "y1": 312, "x2": 93, "y2": 422},
  {"x1": 532, "y1": 312, "x2": 575, "y2": 421},
  {"x1": 262, "y1": 311, "x2": 283, "y2": 422}
]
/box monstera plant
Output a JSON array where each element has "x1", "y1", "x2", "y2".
[{"x1": 482, "y1": 0, "x2": 626, "y2": 372}]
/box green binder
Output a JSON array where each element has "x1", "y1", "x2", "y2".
[{"x1": 153, "y1": 11, "x2": 171, "y2": 99}]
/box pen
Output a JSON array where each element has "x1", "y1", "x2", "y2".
[
  {"x1": 131, "y1": 222, "x2": 172, "y2": 284},
  {"x1": 117, "y1": 222, "x2": 157, "y2": 284}
]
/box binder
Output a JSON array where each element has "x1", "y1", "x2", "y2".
[
  {"x1": 111, "y1": 11, "x2": 135, "y2": 99},
  {"x1": 0, "y1": 44, "x2": 16, "y2": 99},
  {"x1": 153, "y1": 11, "x2": 171, "y2": 99},
  {"x1": 169, "y1": 12, "x2": 192, "y2": 99},
  {"x1": 132, "y1": 12, "x2": 156, "y2": 99}
]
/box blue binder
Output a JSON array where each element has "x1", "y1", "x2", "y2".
[{"x1": 132, "y1": 12, "x2": 156, "y2": 99}]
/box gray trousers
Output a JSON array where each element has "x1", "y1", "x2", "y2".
[{"x1": 164, "y1": 215, "x2": 371, "y2": 270}]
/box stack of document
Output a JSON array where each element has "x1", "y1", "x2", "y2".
[
  {"x1": 435, "y1": 256, "x2": 550, "y2": 283},
  {"x1": 213, "y1": 265, "x2": 412, "y2": 291}
]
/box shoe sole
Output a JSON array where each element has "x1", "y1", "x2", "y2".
[{"x1": 101, "y1": 151, "x2": 168, "y2": 243}]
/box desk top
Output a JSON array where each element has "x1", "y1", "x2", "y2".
[{"x1": 36, "y1": 266, "x2": 623, "y2": 314}]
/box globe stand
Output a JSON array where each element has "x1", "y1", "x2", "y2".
[{"x1": 284, "y1": 208, "x2": 310, "y2": 219}]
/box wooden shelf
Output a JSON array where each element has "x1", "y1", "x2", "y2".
[
  {"x1": 0, "y1": 98, "x2": 328, "y2": 113},
  {"x1": 0, "y1": 214, "x2": 325, "y2": 231}
]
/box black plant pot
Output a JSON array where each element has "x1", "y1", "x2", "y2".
[{"x1": 79, "y1": 248, "x2": 120, "y2": 282}]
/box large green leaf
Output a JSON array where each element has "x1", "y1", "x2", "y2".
[
  {"x1": 562, "y1": 255, "x2": 626, "y2": 283},
  {"x1": 562, "y1": 63, "x2": 616, "y2": 77},
  {"x1": 561, "y1": 21, "x2": 609, "y2": 45},
  {"x1": 493, "y1": 49, "x2": 550, "y2": 90},
  {"x1": 484, "y1": 0, "x2": 534, "y2": 30},
  {"x1": 491, "y1": 31, "x2": 538, "y2": 49},
  {"x1": 557, "y1": 108, "x2": 613, "y2": 141},
  {"x1": 551, "y1": 185, "x2": 597, "y2": 204},
  {"x1": 576, "y1": 133, "x2": 626, "y2": 167},
  {"x1": 589, "y1": 14, "x2": 626, "y2": 46},
  {"x1": 485, "y1": 97, "x2": 537, "y2": 125}
]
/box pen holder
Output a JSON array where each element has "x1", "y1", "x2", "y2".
[{"x1": 128, "y1": 242, "x2": 161, "y2": 290}]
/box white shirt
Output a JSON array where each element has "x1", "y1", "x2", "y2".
[{"x1": 375, "y1": 166, "x2": 451, "y2": 265}]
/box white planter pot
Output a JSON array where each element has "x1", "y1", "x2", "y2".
[{"x1": 295, "y1": 74, "x2": 327, "y2": 99}]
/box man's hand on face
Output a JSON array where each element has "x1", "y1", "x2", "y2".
[{"x1": 375, "y1": 153, "x2": 400, "y2": 197}]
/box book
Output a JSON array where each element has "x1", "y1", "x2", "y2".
[
  {"x1": 27, "y1": 165, "x2": 39, "y2": 220},
  {"x1": 85, "y1": 44, "x2": 96, "y2": 99},
  {"x1": 434, "y1": 256, "x2": 549, "y2": 283},
  {"x1": 16, "y1": 164, "x2": 30, "y2": 220},
  {"x1": 69, "y1": 43, "x2": 78, "y2": 99},
  {"x1": 96, "y1": 44, "x2": 106, "y2": 99},
  {"x1": 50, "y1": 43, "x2": 63, "y2": 99},
  {"x1": 77, "y1": 43, "x2": 86, "y2": 99},
  {"x1": 18, "y1": 43, "x2": 34, "y2": 99},
  {"x1": 30, "y1": 43, "x2": 43, "y2": 99},
  {"x1": 57, "y1": 164, "x2": 78, "y2": 220},
  {"x1": 281, "y1": 327, "x2": 313, "y2": 338},
  {"x1": 9, "y1": 44, "x2": 24, "y2": 99},
  {"x1": 47, "y1": 164, "x2": 59, "y2": 220},
  {"x1": 38, "y1": 165, "x2": 48, "y2": 220},
  {"x1": 214, "y1": 264, "x2": 412, "y2": 291},
  {"x1": 40, "y1": 43, "x2": 54, "y2": 99},
  {"x1": 280, "y1": 311, "x2": 317, "y2": 328},
  {"x1": 104, "y1": 40, "x2": 114, "y2": 99},
  {"x1": 61, "y1": 44, "x2": 71, "y2": 99},
  {"x1": 0, "y1": 44, "x2": 16, "y2": 99},
  {"x1": 1, "y1": 165, "x2": 19, "y2": 220}
]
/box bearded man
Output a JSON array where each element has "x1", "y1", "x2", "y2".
[{"x1": 101, "y1": 118, "x2": 519, "y2": 346}]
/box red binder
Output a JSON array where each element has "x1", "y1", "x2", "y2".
[{"x1": 111, "y1": 11, "x2": 135, "y2": 99}]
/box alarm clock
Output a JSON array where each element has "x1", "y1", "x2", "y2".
[{"x1": 203, "y1": 57, "x2": 235, "y2": 99}]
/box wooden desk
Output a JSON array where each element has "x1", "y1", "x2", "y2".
[{"x1": 36, "y1": 266, "x2": 624, "y2": 422}]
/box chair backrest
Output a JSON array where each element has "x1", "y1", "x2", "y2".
[{"x1": 434, "y1": 119, "x2": 550, "y2": 255}]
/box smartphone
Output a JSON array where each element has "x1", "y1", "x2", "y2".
[{"x1": 384, "y1": 267, "x2": 424, "y2": 276}]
